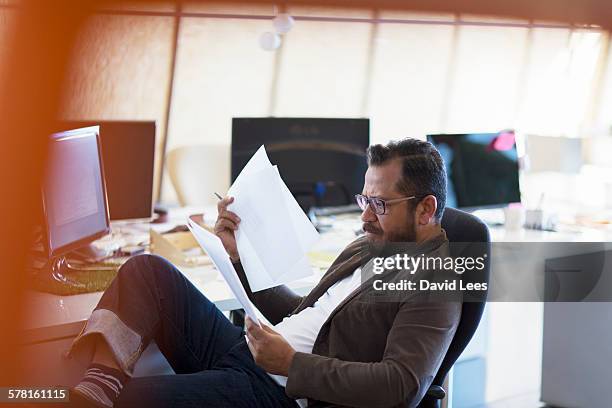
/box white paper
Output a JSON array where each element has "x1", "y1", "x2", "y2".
[
  {"x1": 227, "y1": 146, "x2": 319, "y2": 292},
  {"x1": 274, "y1": 166, "x2": 319, "y2": 251},
  {"x1": 187, "y1": 219, "x2": 260, "y2": 326}
]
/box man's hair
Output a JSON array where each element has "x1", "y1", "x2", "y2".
[{"x1": 366, "y1": 138, "x2": 447, "y2": 221}]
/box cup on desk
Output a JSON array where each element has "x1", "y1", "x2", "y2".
[
  {"x1": 524, "y1": 209, "x2": 557, "y2": 230},
  {"x1": 524, "y1": 209, "x2": 543, "y2": 230},
  {"x1": 504, "y1": 204, "x2": 525, "y2": 230}
]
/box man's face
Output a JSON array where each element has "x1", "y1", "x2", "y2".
[{"x1": 361, "y1": 160, "x2": 416, "y2": 243}]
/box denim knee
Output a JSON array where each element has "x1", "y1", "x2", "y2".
[{"x1": 117, "y1": 254, "x2": 178, "y2": 286}]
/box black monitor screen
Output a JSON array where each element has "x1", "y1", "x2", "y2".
[
  {"x1": 62, "y1": 121, "x2": 156, "y2": 221},
  {"x1": 43, "y1": 126, "x2": 110, "y2": 257},
  {"x1": 427, "y1": 132, "x2": 521, "y2": 209},
  {"x1": 232, "y1": 118, "x2": 369, "y2": 211}
]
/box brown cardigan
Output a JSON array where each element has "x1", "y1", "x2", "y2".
[{"x1": 234, "y1": 232, "x2": 461, "y2": 408}]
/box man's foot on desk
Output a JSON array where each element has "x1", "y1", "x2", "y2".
[{"x1": 71, "y1": 364, "x2": 127, "y2": 408}]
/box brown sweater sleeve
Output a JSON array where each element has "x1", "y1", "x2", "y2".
[
  {"x1": 233, "y1": 260, "x2": 304, "y2": 325},
  {"x1": 285, "y1": 300, "x2": 462, "y2": 407}
]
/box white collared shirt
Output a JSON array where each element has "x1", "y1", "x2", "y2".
[{"x1": 268, "y1": 267, "x2": 362, "y2": 406}]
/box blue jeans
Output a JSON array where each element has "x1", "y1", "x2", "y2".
[{"x1": 70, "y1": 254, "x2": 298, "y2": 408}]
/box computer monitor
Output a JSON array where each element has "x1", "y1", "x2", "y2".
[
  {"x1": 62, "y1": 121, "x2": 156, "y2": 221},
  {"x1": 232, "y1": 118, "x2": 370, "y2": 211},
  {"x1": 42, "y1": 126, "x2": 110, "y2": 258},
  {"x1": 427, "y1": 131, "x2": 521, "y2": 209}
]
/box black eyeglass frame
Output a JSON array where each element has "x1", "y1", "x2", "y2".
[{"x1": 354, "y1": 193, "x2": 417, "y2": 215}]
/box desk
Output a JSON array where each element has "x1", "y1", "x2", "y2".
[
  {"x1": 22, "y1": 207, "x2": 357, "y2": 343},
  {"x1": 19, "y1": 207, "x2": 354, "y2": 386},
  {"x1": 455, "y1": 222, "x2": 612, "y2": 407},
  {"x1": 24, "y1": 205, "x2": 612, "y2": 337},
  {"x1": 19, "y1": 209, "x2": 612, "y2": 403},
  {"x1": 23, "y1": 221, "x2": 611, "y2": 336}
]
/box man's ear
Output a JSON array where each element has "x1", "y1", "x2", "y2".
[{"x1": 417, "y1": 195, "x2": 438, "y2": 225}]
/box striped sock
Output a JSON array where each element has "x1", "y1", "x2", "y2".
[{"x1": 73, "y1": 364, "x2": 127, "y2": 408}]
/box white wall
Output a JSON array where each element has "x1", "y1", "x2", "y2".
[{"x1": 20, "y1": 4, "x2": 607, "y2": 203}]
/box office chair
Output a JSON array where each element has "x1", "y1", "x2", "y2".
[
  {"x1": 166, "y1": 145, "x2": 230, "y2": 206},
  {"x1": 417, "y1": 207, "x2": 491, "y2": 408}
]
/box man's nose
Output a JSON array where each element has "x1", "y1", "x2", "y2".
[{"x1": 361, "y1": 204, "x2": 377, "y2": 222}]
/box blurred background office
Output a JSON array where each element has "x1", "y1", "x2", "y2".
[
  {"x1": 3, "y1": 1, "x2": 612, "y2": 407},
  {"x1": 3, "y1": 2, "x2": 608, "y2": 209}
]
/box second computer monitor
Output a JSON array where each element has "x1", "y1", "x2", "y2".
[
  {"x1": 427, "y1": 132, "x2": 521, "y2": 209},
  {"x1": 232, "y1": 118, "x2": 370, "y2": 211},
  {"x1": 63, "y1": 121, "x2": 156, "y2": 221}
]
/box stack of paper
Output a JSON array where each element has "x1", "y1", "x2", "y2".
[
  {"x1": 227, "y1": 146, "x2": 320, "y2": 292},
  {"x1": 187, "y1": 219, "x2": 261, "y2": 326}
]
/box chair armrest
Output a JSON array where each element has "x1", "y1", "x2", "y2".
[{"x1": 426, "y1": 385, "x2": 446, "y2": 400}]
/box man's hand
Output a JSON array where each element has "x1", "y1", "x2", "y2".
[
  {"x1": 245, "y1": 317, "x2": 296, "y2": 377},
  {"x1": 214, "y1": 196, "x2": 241, "y2": 262}
]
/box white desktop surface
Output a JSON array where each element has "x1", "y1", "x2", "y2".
[
  {"x1": 20, "y1": 208, "x2": 612, "y2": 405},
  {"x1": 21, "y1": 206, "x2": 353, "y2": 343},
  {"x1": 22, "y1": 208, "x2": 612, "y2": 345},
  {"x1": 21, "y1": 265, "x2": 322, "y2": 343}
]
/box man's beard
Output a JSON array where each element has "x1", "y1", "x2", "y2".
[{"x1": 363, "y1": 217, "x2": 417, "y2": 243}]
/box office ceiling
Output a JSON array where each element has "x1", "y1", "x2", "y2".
[{"x1": 221, "y1": 0, "x2": 612, "y2": 29}]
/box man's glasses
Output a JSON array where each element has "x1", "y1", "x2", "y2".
[{"x1": 355, "y1": 194, "x2": 416, "y2": 215}]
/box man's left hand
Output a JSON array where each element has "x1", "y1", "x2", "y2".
[{"x1": 245, "y1": 317, "x2": 296, "y2": 376}]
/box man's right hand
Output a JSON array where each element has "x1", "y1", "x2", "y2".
[{"x1": 214, "y1": 196, "x2": 241, "y2": 262}]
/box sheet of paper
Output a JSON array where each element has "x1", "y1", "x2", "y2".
[
  {"x1": 229, "y1": 146, "x2": 318, "y2": 250},
  {"x1": 273, "y1": 166, "x2": 319, "y2": 251},
  {"x1": 229, "y1": 165, "x2": 303, "y2": 279},
  {"x1": 227, "y1": 146, "x2": 319, "y2": 292},
  {"x1": 187, "y1": 219, "x2": 260, "y2": 326},
  {"x1": 230, "y1": 145, "x2": 271, "y2": 185}
]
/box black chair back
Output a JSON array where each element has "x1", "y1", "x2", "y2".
[{"x1": 418, "y1": 207, "x2": 491, "y2": 408}]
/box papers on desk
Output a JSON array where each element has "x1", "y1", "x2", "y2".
[
  {"x1": 187, "y1": 219, "x2": 261, "y2": 326},
  {"x1": 227, "y1": 146, "x2": 320, "y2": 292}
]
